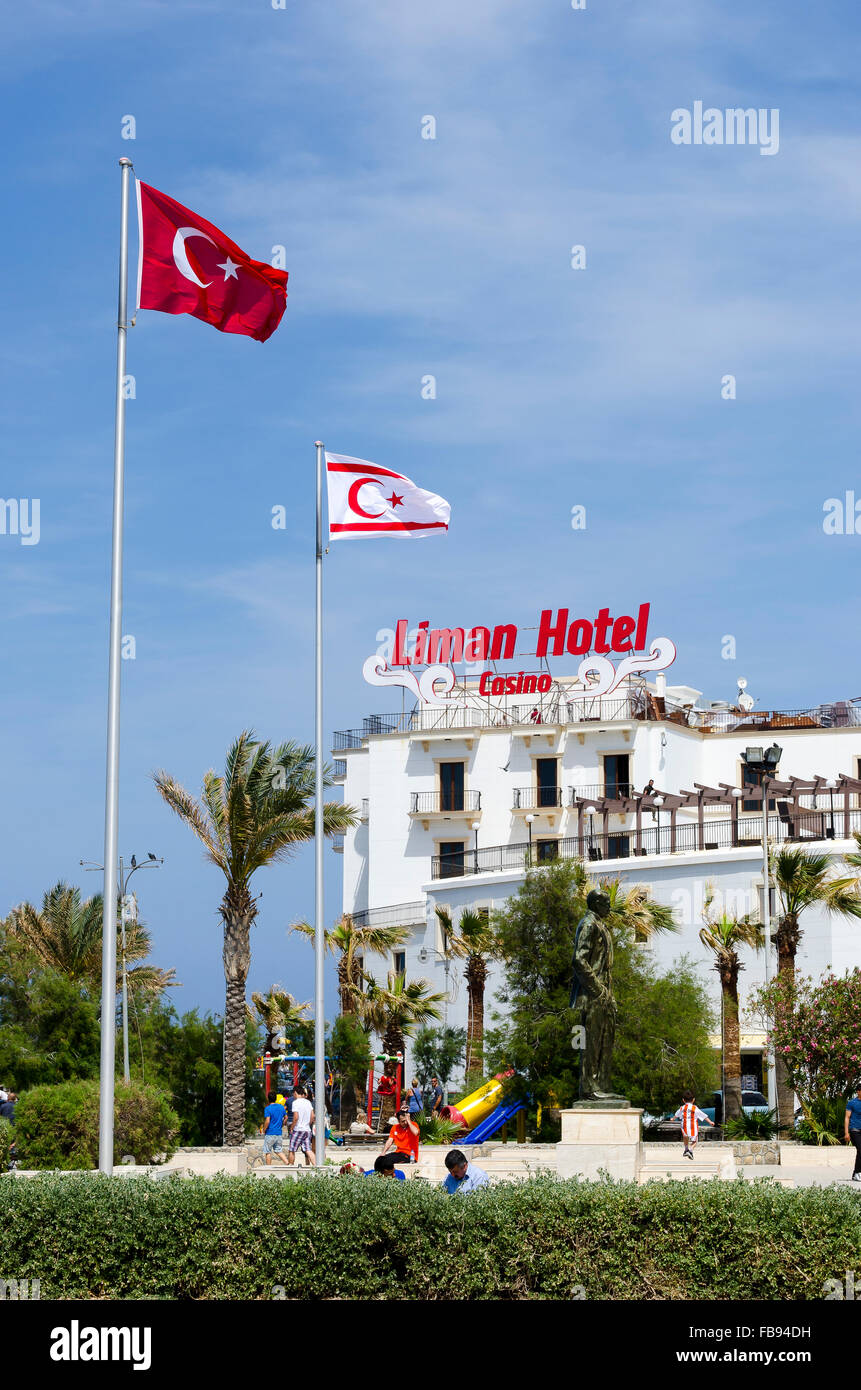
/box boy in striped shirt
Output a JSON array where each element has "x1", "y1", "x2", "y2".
[{"x1": 672, "y1": 1090, "x2": 714, "y2": 1159}]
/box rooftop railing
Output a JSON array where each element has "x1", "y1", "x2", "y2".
[
  {"x1": 429, "y1": 808, "x2": 861, "y2": 878},
  {"x1": 349, "y1": 901, "x2": 426, "y2": 928}
]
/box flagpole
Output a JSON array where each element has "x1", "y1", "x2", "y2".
[
  {"x1": 314, "y1": 440, "x2": 326, "y2": 1167},
  {"x1": 98, "y1": 156, "x2": 133, "y2": 1175}
]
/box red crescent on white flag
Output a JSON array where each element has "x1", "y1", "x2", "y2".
[{"x1": 347, "y1": 477, "x2": 387, "y2": 519}]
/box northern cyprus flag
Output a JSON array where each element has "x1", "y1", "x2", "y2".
[{"x1": 325, "y1": 453, "x2": 450, "y2": 540}]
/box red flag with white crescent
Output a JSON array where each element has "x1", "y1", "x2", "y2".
[
  {"x1": 325, "y1": 453, "x2": 451, "y2": 540},
  {"x1": 136, "y1": 180, "x2": 288, "y2": 343}
]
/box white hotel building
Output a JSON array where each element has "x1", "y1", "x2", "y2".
[{"x1": 333, "y1": 675, "x2": 861, "y2": 1091}]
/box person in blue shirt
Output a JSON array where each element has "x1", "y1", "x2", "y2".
[
  {"x1": 365, "y1": 1153, "x2": 406, "y2": 1179},
  {"x1": 441, "y1": 1149, "x2": 489, "y2": 1195},
  {"x1": 844, "y1": 1083, "x2": 861, "y2": 1181},
  {"x1": 263, "y1": 1090, "x2": 289, "y2": 1166},
  {"x1": 408, "y1": 1077, "x2": 424, "y2": 1118}
]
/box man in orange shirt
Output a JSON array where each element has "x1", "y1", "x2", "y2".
[{"x1": 382, "y1": 1106, "x2": 420, "y2": 1164}]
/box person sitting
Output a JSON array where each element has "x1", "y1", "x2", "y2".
[
  {"x1": 349, "y1": 1116, "x2": 375, "y2": 1135},
  {"x1": 366, "y1": 1152, "x2": 406, "y2": 1179},
  {"x1": 382, "y1": 1106, "x2": 420, "y2": 1163},
  {"x1": 441, "y1": 1149, "x2": 489, "y2": 1194}
]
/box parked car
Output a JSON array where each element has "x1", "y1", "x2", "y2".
[{"x1": 701, "y1": 1090, "x2": 769, "y2": 1125}]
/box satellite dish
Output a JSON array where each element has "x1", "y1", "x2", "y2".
[
  {"x1": 737, "y1": 678, "x2": 748, "y2": 690},
  {"x1": 738, "y1": 691, "x2": 755, "y2": 711}
]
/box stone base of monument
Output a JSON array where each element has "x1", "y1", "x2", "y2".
[{"x1": 555, "y1": 1104, "x2": 643, "y2": 1181}]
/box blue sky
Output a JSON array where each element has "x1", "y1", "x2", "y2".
[{"x1": 2, "y1": 0, "x2": 861, "y2": 1014}]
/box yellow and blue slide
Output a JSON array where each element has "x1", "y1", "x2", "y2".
[{"x1": 455, "y1": 1073, "x2": 525, "y2": 1145}]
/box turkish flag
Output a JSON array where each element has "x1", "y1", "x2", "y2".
[{"x1": 136, "y1": 181, "x2": 287, "y2": 343}]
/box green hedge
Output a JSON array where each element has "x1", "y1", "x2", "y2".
[
  {"x1": 0, "y1": 1173, "x2": 859, "y2": 1299},
  {"x1": 14, "y1": 1079, "x2": 179, "y2": 1170}
]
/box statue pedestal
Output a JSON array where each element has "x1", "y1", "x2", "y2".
[{"x1": 556, "y1": 1106, "x2": 643, "y2": 1181}]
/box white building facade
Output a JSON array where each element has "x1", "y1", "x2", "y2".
[{"x1": 333, "y1": 675, "x2": 861, "y2": 1090}]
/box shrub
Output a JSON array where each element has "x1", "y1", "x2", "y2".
[
  {"x1": 795, "y1": 1096, "x2": 848, "y2": 1146},
  {"x1": 0, "y1": 1118, "x2": 14, "y2": 1171},
  {"x1": 723, "y1": 1108, "x2": 778, "y2": 1141},
  {"x1": 415, "y1": 1113, "x2": 460, "y2": 1145},
  {"x1": 14, "y1": 1079, "x2": 179, "y2": 1170},
  {"x1": 0, "y1": 1173, "x2": 859, "y2": 1300}
]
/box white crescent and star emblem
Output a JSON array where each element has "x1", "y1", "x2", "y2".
[{"x1": 172, "y1": 228, "x2": 241, "y2": 288}]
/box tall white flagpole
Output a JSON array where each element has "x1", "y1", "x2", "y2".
[
  {"x1": 314, "y1": 440, "x2": 326, "y2": 1166},
  {"x1": 98, "y1": 156, "x2": 133, "y2": 1174}
]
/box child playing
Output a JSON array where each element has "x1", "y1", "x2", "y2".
[{"x1": 672, "y1": 1090, "x2": 714, "y2": 1159}]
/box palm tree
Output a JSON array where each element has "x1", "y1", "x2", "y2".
[
  {"x1": 699, "y1": 889, "x2": 764, "y2": 1123},
  {"x1": 247, "y1": 987, "x2": 310, "y2": 1055},
  {"x1": 434, "y1": 907, "x2": 498, "y2": 1078},
  {"x1": 771, "y1": 846, "x2": 861, "y2": 1126},
  {"x1": 291, "y1": 914, "x2": 410, "y2": 1013},
  {"x1": 7, "y1": 882, "x2": 176, "y2": 1000},
  {"x1": 153, "y1": 730, "x2": 357, "y2": 1144},
  {"x1": 354, "y1": 971, "x2": 446, "y2": 1122},
  {"x1": 600, "y1": 878, "x2": 679, "y2": 944}
]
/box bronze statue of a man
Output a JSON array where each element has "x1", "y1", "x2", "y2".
[{"x1": 569, "y1": 888, "x2": 624, "y2": 1101}]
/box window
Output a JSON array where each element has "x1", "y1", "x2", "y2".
[
  {"x1": 742, "y1": 765, "x2": 777, "y2": 812},
  {"x1": 602, "y1": 754, "x2": 630, "y2": 799},
  {"x1": 536, "y1": 839, "x2": 559, "y2": 863},
  {"x1": 393, "y1": 950, "x2": 406, "y2": 978},
  {"x1": 536, "y1": 758, "x2": 559, "y2": 807},
  {"x1": 439, "y1": 762, "x2": 465, "y2": 812},
  {"x1": 439, "y1": 841, "x2": 465, "y2": 878}
]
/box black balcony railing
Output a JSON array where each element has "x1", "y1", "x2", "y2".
[
  {"x1": 570, "y1": 783, "x2": 633, "y2": 804},
  {"x1": 333, "y1": 759, "x2": 347, "y2": 778},
  {"x1": 410, "y1": 790, "x2": 481, "y2": 814},
  {"x1": 429, "y1": 808, "x2": 861, "y2": 878},
  {"x1": 513, "y1": 786, "x2": 563, "y2": 810}
]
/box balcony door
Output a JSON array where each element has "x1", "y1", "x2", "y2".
[
  {"x1": 603, "y1": 753, "x2": 630, "y2": 800},
  {"x1": 439, "y1": 841, "x2": 465, "y2": 878},
  {"x1": 536, "y1": 758, "x2": 558, "y2": 808},
  {"x1": 439, "y1": 761, "x2": 465, "y2": 812}
]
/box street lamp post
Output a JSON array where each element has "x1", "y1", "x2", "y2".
[
  {"x1": 81, "y1": 853, "x2": 163, "y2": 1083},
  {"x1": 739, "y1": 744, "x2": 782, "y2": 1114},
  {"x1": 585, "y1": 805, "x2": 596, "y2": 860},
  {"x1": 825, "y1": 778, "x2": 837, "y2": 838},
  {"x1": 471, "y1": 820, "x2": 481, "y2": 875},
  {"x1": 525, "y1": 813, "x2": 535, "y2": 865}
]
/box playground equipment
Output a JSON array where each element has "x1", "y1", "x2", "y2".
[
  {"x1": 455, "y1": 1071, "x2": 526, "y2": 1145},
  {"x1": 366, "y1": 1052, "x2": 404, "y2": 1127}
]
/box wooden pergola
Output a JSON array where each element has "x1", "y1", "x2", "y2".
[{"x1": 570, "y1": 773, "x2": 861, "y2": 855}]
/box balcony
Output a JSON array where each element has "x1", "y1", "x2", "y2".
[
  {"x1": 429, "y1": 807, "x2": 861, "y2": 878},
  {"x1": 512, "y1": 786, "x2": 563, "y2": 812},
  {"x1": 570, "y1": 783, "x2": 633, "y2": 805},
  {"x1": 409, "y1": 789, "x2": 481, "y2": 829},
  {"x1": 350, "y1": 901, "x2": 426, "y2": 929},
  {"x1": 332, "y1": 759, "x2": 347, "y2": 781},
  {"x1": 360, "y1": 798, "x2": 369, "y2": 822}
]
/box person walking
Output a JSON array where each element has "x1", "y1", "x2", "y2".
[
  {"x1": 441, "y1": 1149, "x2": 489, "y2": 1194},
  {"x1": 262, "y1": 1090, "x2": 289, "y2": 1166},
  {"x1": 287, "y1": 1085, "x2": 314, "y2": 1167},
  {"x1": 845, "y1": 1083, "x2": 861, "y2": 1181}
]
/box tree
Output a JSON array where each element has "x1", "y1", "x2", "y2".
[
  {"x1": 698, "y1": 889, "x2": 764, "y2": 1122},
  {"x1": 412, "y1": 1026, "x2": 466, "y2": 1092},
  {"x1": 247, "y1": 987, "x2": 310, "y2": 1055},
  {"x1": 611, "y1": 952, "x2": 717, "y2": 1113},
  {"x1": 328, "y1": 1013, "x2": 373, "y2": 1127},
  {"x1": 291, "y1": 914, "x2": 409, "y2": 1014},
  {"x1": 752, "y1": 969, "x2": 861, "y2": 1134},
  {"x1": 434, "y1": 907, "x2": 498, "y2": 1077},
  {"x1": 770, "y1": 847, "x2": 861, "y2": 1127},
  {"x1": 153, "y1": 730, "x2": 357, "y2": 1144},
  {"x1": 354, "y1": 972, "x2": 446, "y2": 1121},
  {"x1": 488, "y1": 859, "x2": 678, "y2": 1110},
  {"x1": 6, "y1": 882, "x2": 176, "y2": 1000}
]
